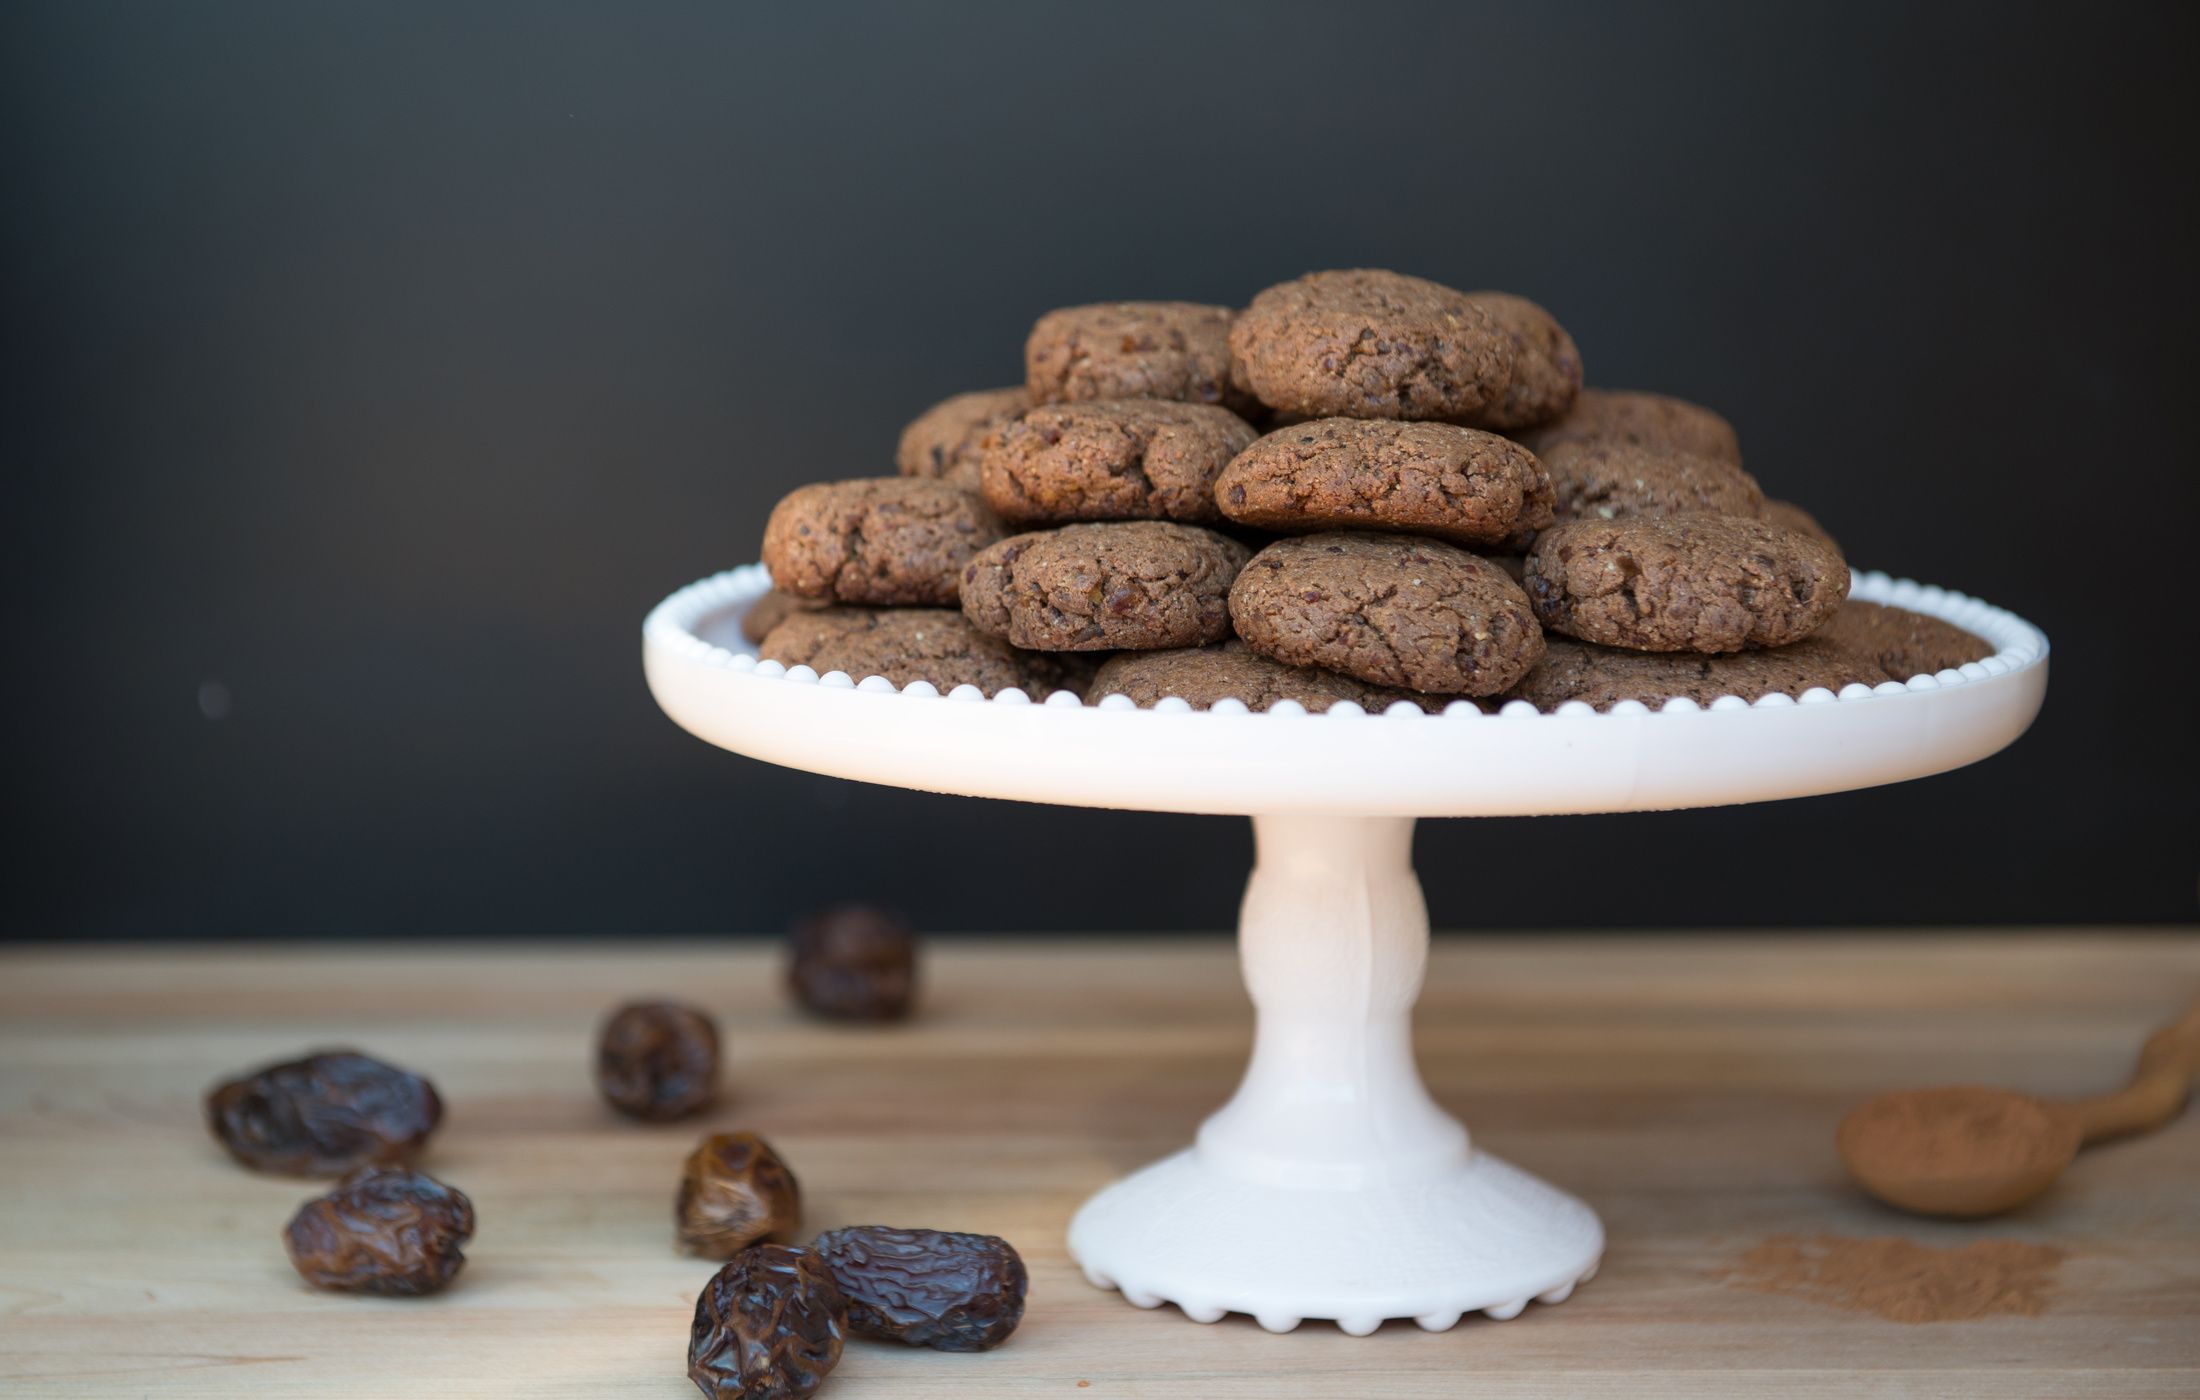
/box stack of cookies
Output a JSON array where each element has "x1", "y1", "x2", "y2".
[{"x1": 753, "y1": 269, "x2": 1991, "y2": 712}]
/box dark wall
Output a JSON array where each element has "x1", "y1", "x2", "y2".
[{"x1": 6, "y1": 1, "x2": 2195, "y2": 938}]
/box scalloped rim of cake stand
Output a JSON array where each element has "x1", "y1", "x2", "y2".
[{"x1": 643, "y1": 564, "x2": 2049, "y2": 818}]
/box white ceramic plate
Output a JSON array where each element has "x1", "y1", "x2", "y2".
[{"x1": 643, "y1": 564, "x2": 2048, "y2": 818}]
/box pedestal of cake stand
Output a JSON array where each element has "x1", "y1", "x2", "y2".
[
  {"x1": 1066, "y1": 812, "x2": 1600, "y2": 1334},
  {"x1": 643, "y1": 561, "x2": 2048, "y2": 1336}
]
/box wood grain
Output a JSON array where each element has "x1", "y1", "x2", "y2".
[{"x1": 2, "y1": 934, "x2": 2196, "y2": 1398}]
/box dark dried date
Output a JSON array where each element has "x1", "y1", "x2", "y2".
[
  {"x1": 688, "y1": 1244, "x2": 845, "y2": 1400},
  {"x1": 812, "y1": 1225, "x2": 1027, "y2": 1351},
  {"x1": 678, "y1": 1131, "x2": 801, "y2": 1258},
  {"x1": 788, "y1": 905, "x2": 917, "y2": 1022},
  {"x1": 597, "y1": 1000, "x2": 719, "y2": 1121},
  {"x1": 284, "y1": 1166, "x2": 474, "y2": 1295},
  {"x1": 206, "y1": 1049, "x2": 442, "y2": 1176}
]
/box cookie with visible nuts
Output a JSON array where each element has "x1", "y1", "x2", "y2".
[
  {"x1": 759, "y1": 608, "x2": 1089, "y2": 698},
  {"x1": 762, "y1": 479, "x2": 1004, "y2": 606},
  {"x1": 1537, "y1": 440, "x2": 1765, "y2": 529},
  {"x1": 1524, "y1": 513, "x2": 1848, "y2": 653},
  {"x1": 960, "y1": 522, "x2": 1250, "y2": 651},
  {"x1": 1216, "y1": 418, "x2": 1554, "y2": 546},
  {"x1": 1228, "y1": 269, "x2": 1513, "y2": 422},
  {"x1": 897, "y1": 388, "x2": 1027, "y2": 492},
  {"x1": 978, "y1": 399, "x2": 1256, "y2": 525},
  {"x1": 1025, "y1": 301, "x2": 1248, "y2": 410},
  {"x1": 1507, "y1": 636, "x2": 1890, "y2": 710},
  {"x1": 1089, "y1": 642, "x2": 1442, "y2": 713},
  {"x1": 1514, "y1": 387, "x2": 1742, "y2": 465},
  {"x1": 1460, "y1": 292, "x2": 1582, "y2": 430},
  {"x1": 1816, "y1": 599, "x2": 1993, "y2": 680},
  {"x1": 1229, "y1": 531, "x2": 1544, "y2": 696}
]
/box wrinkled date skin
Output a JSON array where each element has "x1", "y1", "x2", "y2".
[
  {"x1": 813, "y1": 1226, "x2": 1028, "y2": 1351},
  {"x1": 205, "y1": 1049, "x2": 443, "y2": 1176},
  {"x1": 688, "y1": 1244, "x2": 846, "y2": 1400},
  {"x1": 678, "y1": 1131, "x2": 801, "y2": 1258},
  {"x1": 284, "y1": 1166, "x2": 475, "y2": 1295},
  {"x1": 788, "y1": 906, "x2": 918, "y2": 1022},
  {"x1": 597, "y1": 1001, "x2": 720, "y2": 1121}
]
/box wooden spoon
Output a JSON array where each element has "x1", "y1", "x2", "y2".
[{"x1": 1838, "y1": 996, "x2": 2200, "y2": 1217}]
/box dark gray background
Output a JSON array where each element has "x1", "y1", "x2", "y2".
[{"x1": 6, "y1": 2, "x2": 2195, "y2": 939}]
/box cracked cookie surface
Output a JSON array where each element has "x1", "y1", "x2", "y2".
[
  {"x1": 757, "y1": 607, "x2": 1091, "y2": 698},
  {"x1": 762, "y1": 478, "x2": 1005, "y2": 606},
  {"x1": 1228, "y1": 269, "x2": 1513, "y2": 422},
  {"x1": 1514, "y1": 387, "x2": 1742, "y2": 465},
  {"x1": 1507, "y1": 636, "x2": 1889, "y2": 710},
  {"x1": 1816, "y1": 599, "x2": 1992, "y2": 680},
  {"x1": 1524, "y1": 513, "x2": 1847, "y2": 653},
  {"x1": 1228, "y1": 531, "x2": 1544, "y2": 696},
  {"x1": 896, "y1": 387, "x2": 1027, "y2": 492},
  {"x1": 1217, "y1": 419, "x2": 1554, "y2": 546},
  {"x1": 960, "y1": 521, "x2": 1251, "y2": 651},
  {"x1": 1536, "y1": 440, "x2": 1765, "y2": 531},
  {"x1": 1460, "y1": 292, "x2": 1582, "y2": 430},
  {"x1": 978, "y1": 399, "x2": 1257, "y2": 525},
  {"x1": 1025, "y1": 302, "x2": 1249, "y2": 410}
]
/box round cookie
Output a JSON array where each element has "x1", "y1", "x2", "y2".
[
  {"x1": 1761, "y1": 497, "x2": 1838, "y2": 551},
  {"x1": 757, "y1": 607, "x2": 1087, "y2": 698},
  {"x1": 1524, "y1": 513, "x2": 1849, "y2": 654},
  {"x1": 1228, "y1": 532, "x2": 1544, "y2": 696},
  {"x1": 762, "y1": 479, "x2": 1005, "y2": 606},
  {"x1": 960, "y1": 522, "x2": 1251, "y2": 652},
  {"x1": 1215, "y1": 419, "x2": 1555, "y2": 547},
  {"x1": 896, "y1": 387, "x2": 1027, "y2": 492},
  {"x1": 1507, "y1": 636, "x2": 1891, "y2": 711},
  {"x1": 1514, "y1": 388, "x2": 1742, "y2": 465},
  {"x1": 1089, "y1": 642, "x2": 1441, "y2": 714},
  {"x1": 740, "y1": 588, "x2": 828, "y2": 645},
  {"x1": 1460, "y1": 292, "x2": 1582, "y2": 431},
  {"x1": 1816, "y1": 599, "x2": 1993, "y2": 680},
  {"x1": 1538, "y1": 440, "x2": 1765, "y2": 528},
  {"x1": 978, "y1": 399, "x2": 1257, "y2": 525},
  {"x1": 1227, "y1": 269, "x2": 1512, "y2": 422},
  {"x1": 1025, "y1": 302, "x2": 1249, "y2": 411}
]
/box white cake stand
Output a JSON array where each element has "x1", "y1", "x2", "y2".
[{"x1": 642, "y1": 566, "x2": 2047, "y2": 1335}]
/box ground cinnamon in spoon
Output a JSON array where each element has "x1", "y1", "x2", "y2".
[
  {"x1": 1721, "y1": 1234, "x2": 2067, "y2": 1322},
  {"x1": 1839, "y1": 1086, "x2": 2074, "y2": 1178}
]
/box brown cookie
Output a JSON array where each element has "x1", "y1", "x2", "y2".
[
  {"x1": 1215, "y1": 419, "x2": 1555, "y2": 546},
  {"x1": 1538, "y1": 440, "x2": 1766, "y2": 528},
  {"x1": 1460, "y1": 292, "x2": 1582, "y2": 431},
  {"x1": 762, "y1": 479, "x2": 1004, "y2": 606},
  {"x1": 1816, "y1": 599, "x2": 1993, "y2": 680},
  {"x1": 740, "y1": 588, "x2": 828, "y2": 645},
  {"x1": 1227, "y1": 269, "x2": 1512, "y2": 422},
  {"x1": 1514, "y1": 388, "x2": 1742, "y2": 465},
  {"x1": 896, "y1": 387, "x2": 1027, "y2": 492},
  {"x1": 1228, "y1": 531, "x2": 1544, "y2": 696},
  {"x1": 1025, "y1": 302, "x2": 1250, "y2": 411},
  {"x1": 978, "y1": 400, "x2": 1257, "y2": 525},
  {"x1": 1761, "y1": 497, "x2": 1838, "y2": 551},
  {"x1": 757, "y1": 607, "x2": 1088, "y2": 698},
  {"x1": 1524, "y1": 513, "x2": 1849, "y2": 653},
  {"x1": 1089, "y1": 642, "x2": 1440, "y2": 713},
  {"x1": 960, "y1": 522, "x2": 1250, "y2": 652},
  {"x1": 1507, "y1": 636, "x2": 1891, "y2": 710}
]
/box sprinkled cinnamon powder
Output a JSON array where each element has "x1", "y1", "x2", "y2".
[{"x1": 1719, "y1": 1234, "x2": 2067, "y2": 1323}]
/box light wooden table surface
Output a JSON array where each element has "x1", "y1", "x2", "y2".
[{"x1": 2, "y1": 934, "x2": 2196, "y2": 1399}]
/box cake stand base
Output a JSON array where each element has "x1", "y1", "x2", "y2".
[
  {"x1": 1065, "y1": 813, "x2": 1604, "y2": 1333},
  {"x1": 1069, "y1": 1147, "x2": 1602, "y2": 1334}
]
